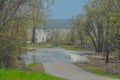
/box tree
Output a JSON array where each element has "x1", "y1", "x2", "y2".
[
  {"x1": 70, "y1": 15, "x2": 86, "y2": 47},
  {"x1": 0, "y1": 0, "x2": 54, "y2": 68},
  {"x1": 84, "y1": 0, "x2": 120, "y2": 63},
  {"x1": 0, "y1": 0, "x2": 28, "y2": 68},
  {"x1": 70, "y1": 0, "x2": 120, "y2": 63}
]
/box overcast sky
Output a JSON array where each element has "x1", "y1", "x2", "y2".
[{"x1": 49, "y1": 0, "x2": 86, "y2": 19}]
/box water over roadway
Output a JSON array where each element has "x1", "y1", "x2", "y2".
[{"x1": 22, "y1": 48, "x2": 119, "y2": 80}]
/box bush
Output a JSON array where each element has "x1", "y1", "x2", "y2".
[{"x1": 0, "y1": 34, "x2": 18, "y2": 68}]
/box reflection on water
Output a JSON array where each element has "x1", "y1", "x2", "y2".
[
  {"x1": 22, "y1": 48, "x2": 71, "y2": 66},
  {"x1": 21, "y1": 48, "x2": 89, "y2": 66}
]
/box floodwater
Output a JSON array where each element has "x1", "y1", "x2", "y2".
[{"x1": 22, "y1": 48, "x2": 89, "y2": 66}]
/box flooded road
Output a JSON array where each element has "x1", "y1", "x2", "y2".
[
  {"x1": 22, "y1": 48, "x2": 88, "y2": 66},
  {"x1": 21, "y1": 48, "x2": 118, "y2": 80}
]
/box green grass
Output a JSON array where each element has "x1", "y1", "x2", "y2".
[
  {"x1": 59, "y1": 45, "x2": 91, "y2": 51},
  {"x1": 0, "y1": 69, "x2": 65, "y2": 80},
  {"x1": 28, "y1": 63, "x2": 36, "y2": 68},
  {"x1": 90, "y1": 65, "x2": 120, "y2": 79},
  {"x1": 76, "y1": 63, "x2": 120, "y2": 79},
  {"x1": 91, "y1": 69, "x2": 120, "y2": 79},
  {"x1": 23, "y1": 43, "x2": 92, "y2": 51},
  {"x1": 39, "y1": 43, "x2": 92, "y2": 51}
]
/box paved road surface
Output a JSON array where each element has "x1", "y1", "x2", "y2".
[{"x1": 43, "y1": 62, "x2": 119, "y2": 80}]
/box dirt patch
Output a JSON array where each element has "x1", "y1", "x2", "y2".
[{"x1": 15, "y1": 60, "x2": 45, "y2": 72}]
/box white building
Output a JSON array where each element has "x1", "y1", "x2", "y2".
[
  {"x1": 36, "y1": 29, "x2": 47, "y2": 43},
  {"x1": 27, "y1": 19, "x2": 71, "y2": 43}
]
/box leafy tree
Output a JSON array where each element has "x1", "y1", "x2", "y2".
[
  {"x1": 0, "y1": 0, "x2": 54, "y2": 68},
  {"x1": 70, "y1": 0, "x2": 120, "y2": 63}
]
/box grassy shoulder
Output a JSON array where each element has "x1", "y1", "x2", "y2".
[
  {"x1": 0, "y1": 69, "x2": 65, "y2": 80},
  {"x1": 57, "y1": 44, "x2": 87, "y2": 51},
  {"x1": 75, "y1": 54, "x2": 120, "y2": 79},
  {"x1": 25, "y1": 43, "x2": 92, "y2": 51},
  {"x1": 27, "y1": 63, "x2": 45, "y2": 72},
  {"x1": 75, "y1": 63, "x2": 120, "y2": 79}
]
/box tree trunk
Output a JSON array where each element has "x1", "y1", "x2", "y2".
[
  {"x1": 32, "y1": 26, "x2": 36, "y2": 45},
  {"x1": 119, "y1": 51, "x2": 120, "y2": 60},
  {"x1": 86, "y1": 30, "x2": 97, "y2": 52},
  {"x1": 105, "y1": 41, "x2": 110, "y2": 63}
]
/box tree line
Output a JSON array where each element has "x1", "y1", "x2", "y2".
[
  {"x1": 0, "y1": 0, "x2": 53, "y2": 68},
  {"x1": 67, "y1": 0, "x2": 120, "y2": 63}
]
